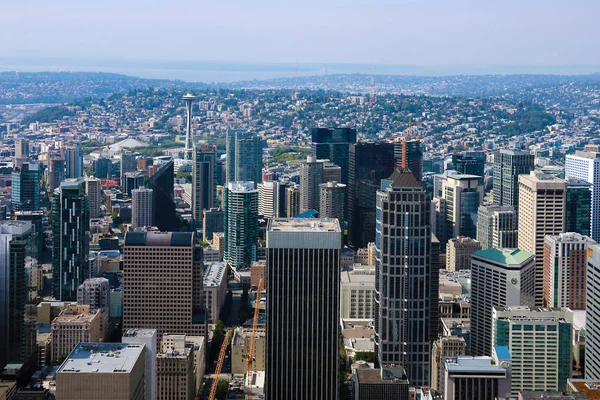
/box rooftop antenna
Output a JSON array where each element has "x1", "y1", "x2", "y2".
[
  {"x1": 293, "y1": 57, "x2": 299, "y2": 101},
  {"x1": 369, "y1": 63, "x2": 375, "y2": 105},
  {"x1": 324, "y1": 65, "x2": 328, "y2": 94}
]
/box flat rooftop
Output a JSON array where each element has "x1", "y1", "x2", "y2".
[
  {"x1": 268, "y1": 218, "x2": 341, "y2": 233},
  {"x1": 341, "y1": 271, "x2": 375, "y2": 285},
  {"x1": 204, "y1": 262, "x2": 227, "y2": 287},
  {"x1": 57, "y1": 343, "x2": 144, "y2": 374},
  {"x1": 122, "y1": 328, "x2": 156, "y2": 339},
  {"x1": 355, "y1": 368, "x2": 408, "y2": 385},
  {"x1": 568, "y1": 379, "x2": 600, "y2": 399},
  {"x1": 445, "y1": 356, "x2": 507, "y2": 374}
]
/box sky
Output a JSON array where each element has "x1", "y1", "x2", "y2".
[{"x1": 0, "y1": 0, "x2": 598, "y2": 75}]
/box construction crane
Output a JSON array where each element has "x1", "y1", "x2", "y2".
[
  {"x1": 246, "y1": 279, "x2": 264, "y2": 400},
  {"x1": 207, "y1": 330, "x2": 231, "y2": 400}
]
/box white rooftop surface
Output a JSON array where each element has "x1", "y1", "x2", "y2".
[
  {"x1": 445, "y1": 356, "x2": 507, "y2": 373},
  {"x1": 57, "y1": 343, "x2": 144, "y2": 374},
  {"x1": 204, "y1": 262, "x2": 227, "y2": 287},
  {"x1": 122, "y1": 328, "x2": 157, "y2": 339},
  {"x1": 227, "y1": 181, "x2": 256, "y2": 192},
  {"x1": 268, "y1": 218, "x2": 341, "y2": 233},
  {"x1": 341, "y1": 271, "x2": 375, "y2": 285}
]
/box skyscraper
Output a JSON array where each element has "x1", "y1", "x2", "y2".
[
  {"x1": 476, "y1": 205, "x2": 518, "y2": 250},
  {"x1": 147, "y1": 161, "x2": 177, "y2": 232},
  {"x1": 493, "y1": 306, "x2": 573, "y2": 396},
  {"x1": 395, "y1": 139, "x2": 423, "y2": 181},
  {"x1": 285, "y1": 185, "x2": 300, "y2": 217},
  {"x1": 311, "y1": 127, "x2": 356, "y2": 184},
  {"x1": 77, "y1": 277, "x2": 111, "y2": 309},
  {"x1": 265, "y1": 218, "x2": 341, "y2": 400},
  {"x1": 470, "y1": 248, "x2": 536, "y2": 357},
  {"x1": 192, "y1": 147, "x2": 216, "y2": 228},
  {"x1": 65, "y1": 146, "x2": 83, "y2": 179},
  {"x1": 202, "y1": 208, "x2": 224, "y2": 243},
  {"x1": 11, "y1": 162, "x2": 40, "y2": 211},
  {"x1": 226, "y1": 130, "x2": 262, "y2": 185},
  {"x1": 224, "y1": 182, "x2": 258, "y2": 270},
  {"x1": 493, "y1": 148, "x2": 534, "y2": 208},
  {"x1": 565, "y1": 150, "x2": 600, "y2": 241},
  {"x1": 48, "y1": 153, "x2": 66, "y2": 192},
  {"x1": 85, "y1": 177, "x2": 101, "y2": 218},
  {"x1": 319, "y1": 181, "x2": 346, "y2": 222},
  {"x1": 94, "y1": 157, "x2": 112, "y2": 180},
  {"x1": 123, "y1": 172, "x2": 145, "y2": 197},
  {"x1": 564, "y1": 176, "x2": 593, "y2": 238},
  {"x1": 183, "y1": 93, "x2": 197, "y2": 161},
  {"x1": 123, "y1": 231, "x2": 206, "y2": 339},
  {"x1": 543, "y1": 233, "x2": 595, "y2": 309},
  {"x1": 446, "y1": 236, "x2": 481, "y2": 271},
  {"x1": 0, "y1": 220, "x2": 33, "y2": 369},
  {"x1": 348, "y1": 142, "x2": 395, "y2": 248},
  {"x1": 518, "y1": 171, "x2": 566, "y2": 305},
  {"x1": 442, "y1": 174, "x2": 483, "y2": 239},
  {"x1": 258, "y1": 180, "x2": 287, "y2": 219},
  {"x1": 132, "y1": 187, "x2": 154, "y2": 229},
  {"x1": 120, "y1": 152, "x2": 137, "y2": 186},
  {"x1": 450, "y1": 151, "x2": 486, "y2": 179},
  {"x1": 299, "y1": 156, "x2": 323, "y2": 213},
  {"x1": 375, "y1": 168, "x2": 431, "y2": 386},
  {"x1": 52, "y1": 178, "x2": 90, "y2": 301},
  {"x1": 586, "y1": 244, "x2": 600, "y2": 378},
  {"x1": 15, "y1": 138, "x2": 29, "y2": 159}
]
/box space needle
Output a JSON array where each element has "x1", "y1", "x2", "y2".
[{"x1": 183, "y1": 93, "x2": 197, "y2": 160}]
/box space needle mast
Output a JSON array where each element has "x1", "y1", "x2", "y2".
[{"x1": 183, "y1": 93, "x2": 197, "y2": 160}]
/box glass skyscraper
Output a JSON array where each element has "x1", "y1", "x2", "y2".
[
  {"x1": 565, "y1": 177, "x2": 592, "y2": 237},
  {"x1": 11, "y1": 162, "x2": 40, "y2": 211},
  {"x1": 147, "y1": 161, "x2": 177, "y2": 232},
  {"x1": 311, "y1": 127, "x2": 356, "y2": 185},
  {"x1": 493, "y1": 149, "x2": 534, "y2": 209},
  {"x1": 192, "y1": 148, "x2": 216, "y2": 228},
  {"x1": 224, "y1": 181, "x2": 258, "y2": 269},
  {"x1": 226, "y1": 130, "x2": 263, "y2": 185}
]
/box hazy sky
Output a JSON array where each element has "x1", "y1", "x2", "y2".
[{"x1": 1, "y1": 0, "x2": 598, "y2": 66}]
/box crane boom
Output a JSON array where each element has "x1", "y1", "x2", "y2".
[
  {"x1": 247, "y1": 279, "x2": 264, "y2": 400},
  {"x1": 208, "y1": 330, "x2": 231, "y2": 400}
]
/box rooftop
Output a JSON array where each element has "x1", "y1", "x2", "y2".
[
  {"x1": 355, "y1": 368, "x2": 408, "y2": 385},
  {"x1": 122, "y1": 328, "x2": 157, "y2": 339},
  {"x1": 568, "y1": 379, "x2": 600, "y2": 399},
  {"x1": 268, "y1": 218, "x2": 341, "y2": 233},
  {"x1": 124, "y1": 231, "x2": 193, "y2": 247},
  {"x1": 226, "y1": 181, "x2": 256, "y2": 192},
  {"x1": 472, "y1": 247, "x2": 534, "y2": 266},
  {"x1": 341, "y1": 271, "x2": 375, "y2": 285},
  {"x1": 444, "y1": 356, "x2": 508, "y2": 374},
  {"x1": 57, "y1": 343, "x2": 144, "y2": 374},
  {"x1": 204, "y1": 262, "x2": 227, "y2": 287}
]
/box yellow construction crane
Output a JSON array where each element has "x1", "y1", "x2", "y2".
[
  {"x1": 247, "y1": 279, "x2": 264, "y2": 400},
  {"x1": 208, "y1": 330, "x2": 231, "y2": 400}
]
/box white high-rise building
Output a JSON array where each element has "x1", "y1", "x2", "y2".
[
  {"x1": 132, "y1": 187, "x2": 154, "y2": 228},
  {"x1": 258, "y1": 180, "x2": 286, "y2": 219},
  {"x1": 518, "y1": 171, "x2": 566, "y2": 305},
  {"x1": 85, "y1": 177, "x2": 102, "y2": 218},
  {"x1": 299, "y1": 156, "x2": 323, "y2": 213},
  {"x1": 565, "y1": 150, "x2": 600, "y2": 241},
  {"x1": 77, "y1": 277, "x2": 110, "y2": 310}
]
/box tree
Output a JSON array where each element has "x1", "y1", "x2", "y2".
[
  {"x1": 354, "y1": 351, "x2": 375, "y2": 363},
  {"x1": 215, "y1": 380, "x2": 228, "y2": 400}
]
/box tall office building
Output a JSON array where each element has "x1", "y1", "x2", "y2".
[
  {"x1": 65, "y1": 146, "x2": 83, "y2": 179},
  {"x1": 120, "y1": 152, "x2": 137, "y2": 185},
  {"x1": 157, "y1": 336, "x2": 196, "y2": 400},
  {"x1": 123, "y1": 231, "x2": 206, "y2": 339},
  {"x1": 442, "y1": 174, "x2": 483, "y2": 239},
  {"x1": 48, "y1": 154, "x2": 66, "y2": 192},
  {"x1": 319, "y1": 181, "x2": 346, "y2": 222},
  {"x1": 565, "y1": 150, "x2": 600, "y2": 241},
  {"x1": 586, "y1": 244, "x2": 600, "y2": 378},
  {"x1": 192, "y1": 148, "x2": 216, "y2": 227},
  {"x1": 52, "y1": 178, "x2": 90, "y2": 301},
  {"x1": 258, "y1": 180, "x2": 287, "y2": 219},
  {"x1": 11, "y1": 163, "x2": 40, "y2": 211},
  {"x1": 147, "y1": 161, "x2": 177, "y2": 232},
  {"x1": 348, "y1": 142, "x2": 395, "y2": 248},
  {"x1": 543, "y1": 233, "x2": 595, "y2": 309},
  {"x1": 470, "y1": 248, "x2": 536, "y2": 357},
  {"x1": 55, "y1": 343, "x2": 146, "y2": 400},
  {"x1": 226, "y1": 130, "x2": 262, "y2": 184},
  {"x1": 299, "y1": 156, "x2": 323, "y2": 213},
  {"x1": 285, "y1": 185, "x2": 300, "y2": 217},
  {"x1": 77, "y1": 277, "x2": 110, "y2": 309},
  {"x1": 265, "y1": 218, "x2": 341, "y2": 400},
  {"x1": 451, "y1": 151, "x2": 486, "y2": 179},
  {"x1": 122, "y1": 329, "x2": 157, "y2": 400},
  {"x1": 446, "y1": 236, "x2": 481, "y2": 271},
  {"x1": 224, "y1": 182, "x2": 258, "y2": 270},
  {"x1": 311, "y1": 127, "x2": 356, "y2": 184},
  {"x1": 395, "y1": 139, "x2": 423, "y2": 181},
  {"x1": 322, "y1": 160, "x2": 342, "y2": 184},
  {"x1": 476, "y1": 205, "x2": 518, "y2": 250},
  {"x1": 0, "y1": 220, "x2": 32, "y2": 369},
  {"x1": 85, "y1": 177, "x2": 101, "y2": 218},
  {"x1": 132, "y1": 187, "x2": 154, "y2": 228},
  {"x1": 564, "y1": 177, "x2": 592, "y2": 237},
  {"x1": 94, "y1": 157, "x2": 112, "y2": 180},
  {"x1": 375, "y1": 168, "x2": 432, "y2": 386},
  {"x1": 202, "y1": 208, "x2": 224, "y2": 242},
  {"x1": 518, "y1": 171, "x2": 566, "y2": 305},
  {"x1": 183, "y1": 93, "x2": 197, "y2": 161},
  {"x1": 15, "y1": 138, "x2": 29, "y2": 159},
  {"x1": 493, "y1": 306, "x2": 573, "y2": 396},
  {"x1": 493, "y1": 148, "x2": 534, "y2": 208}
]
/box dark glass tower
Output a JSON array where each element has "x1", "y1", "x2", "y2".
[
  {"x1": 266, "y1": 218, "x2": 341, "y2": 400},
  {"x1": 375, "y1": 169, "x2": 432, "y2": 386},
  {"x1": 311, "y1": 127, "x2": 357, "y2": 184},
  {"x1": 395, "y1": 139, "x2": 423, "y2": 181},
  {"x1": 11, "y1": 162, "x2": 40, "y2": 211},
  {"x1": 52, "y1": 178, "x2": 90, "y2": 301},
  {"x1": 565, "y1": 177, "x2": 592, "y2": 237},
  {"x1": 493, "y1": 149, "x2": 534, "y2": 208},
  {"x1": 451, "y1": 151, "x2": 486, "y2": 179},
  {"x1": 147, "y1": 161, "x2": 177, "y2": 232},
  {"x1": 192, "y1": 148, "x2": 216, "y2": 228},
  {"x1": 65, "y1": 146, "x2": 83, "y2": 179},
  {"x1": 348, "y1": 142, "x2": 395, "y2": 248}
]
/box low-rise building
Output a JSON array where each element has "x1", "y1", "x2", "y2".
[
  {"x1": 231, "y1": 326, "x2": 266, "y2": 374},
  {"x1": 50, "y1": 304, "x2": 105, "y2": 363},
  {"x1": 340, "y1": 271, "x2": 375, "y2": 319},
  {"x1": 157, "y1": 335, "x2": 196, "y2": 400},
  {"x1": 203, "y1": 262, "x2": 228, "y2": 324},
  {"x1": 431, "y1": 336, "x2": 467, "y2": 391},
  {"x1": 352, "y1": 366, "x2": 409, "y2": 400}
]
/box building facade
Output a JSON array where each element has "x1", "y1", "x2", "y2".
[
  {"x1": 77, "y1": 277, "x2": 110, "y2": 310},
  {"x1": 224, "y1": 181, "x2": 258, "y2": 270},
  {"x1": 431, "y1": 336, "x2": 467, "y2": 391},
  {"x1": 131, "y1": 187, "x2": 154, "y2": 229},
  {"x1": 311, "y1": 127, "x2": 356, "y2": 185},
  {"x1": 565, "y1": 150, "x2": 600, "y2": 241},
  {"x1": 319, "y1": 181, "x2": 346, "y2": 222},
  {"x1": 64, "y1": 146, "x2": 83, "y2": 179},
  {"x1": 442, "y1": 174, "x2": 483, "y2": 240},
  {"x1": 11, "y1": 163, "x2": 40, "y2": 211},
  {"x1": 202, "y1": 208, "x2": 224, "y2": 243},
  {"x1": 340, "y1": 271, "x2": 375, "y2": 319},
  {"x1": 147, "y1": 161, "x2": 177, "y2": 232},
  {"x1": 265, "y1": 218, "x2": 341, "y2": 400},
  {"x1": 85, "y1": 177, "x2": 102, "y2": 218},
  {"x1": 565, "y1": 177, "x2": 592, "y2": 238},
  {"x1": 192, "y1": 147, "x2": 216, "y2": 228},
  {"x1": 476, "y1": 205, "x2": 518, "y2": 250},
  {"x1": 586, "y1": 243, "x2": 600, "y2": 379},
  {"x1": 446, "y1": 236, "x2": 482, "y2": 271},
  {"x1": 299, "y1": 156, "x2": 323, "y2": 213},
  {"x1": 493, "y1": 148, "x2": 534, "y2": 208},
  {"x1": 226, "y1": 130, "x2": 262, "y2": 185}
]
